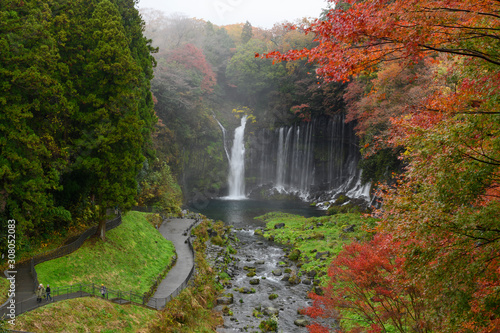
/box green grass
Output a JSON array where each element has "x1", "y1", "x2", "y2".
[
  {"x1": 0, "y1": 277, "x2": 10, "y2": 304},
  {"x1": 13, "y1": 297, "x2": 157, "y2": 333},
  {"x1": 36, "y1": 211, "x2": 175, "y2": 294},
  {"x1": 257, "y1": 212, "x2": 391, "y2": 332},
  {"x1": 256, "y1": 212, "x2": 377, "y2": 279}
]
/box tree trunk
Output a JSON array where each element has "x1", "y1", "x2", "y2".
[{"x1": 98, "y1": 218, "x2": 106, "y2": 241}]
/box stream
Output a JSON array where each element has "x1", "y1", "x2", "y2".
[{"x1": 190, "y1": 199, "x2": 325, "y2": 332}]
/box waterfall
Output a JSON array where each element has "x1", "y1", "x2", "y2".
[
  {"x1": 245, "y1": 115, "x2": 370, "y2": 202},
  {"x1": 214, "y1": 117, "x2": 231, "y2": 162},
  {"x1": 226, "y1": 116, "x2": 248, "y2": 199}
]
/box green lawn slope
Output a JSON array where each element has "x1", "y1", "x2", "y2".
[
  {"x1": 36, "y1": 211, "x2": 175, "y2": 294},
  {"x1": 13, "y1": 297, "x2": 157, "y2": 333}
]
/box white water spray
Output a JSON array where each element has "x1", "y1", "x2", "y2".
[{"x1": 226, "y1": 115, "x2": 248, "y2": 199}]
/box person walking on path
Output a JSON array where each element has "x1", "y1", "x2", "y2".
[
  {"x1": 40, "y1": 284, "x2": 46, "y2": 302},
  {"x1": 100, "y1": 284, "x2": 107, "y2": 298},
  {"x1": 45, "y1": 284, "x2": 52, "y2": 302},
  {"x1": 36, "y1": 285, "x2": 43, "y2": 303}
]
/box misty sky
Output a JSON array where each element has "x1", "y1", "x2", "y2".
[{"x1": 136, "y1": 0, "x2": 330, "y2": 28}]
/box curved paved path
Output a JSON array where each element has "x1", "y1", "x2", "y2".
[{"x1": 147, "y1": 218, "x2": 196, "y2": 308}]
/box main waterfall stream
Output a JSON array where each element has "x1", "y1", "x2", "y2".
[
  {"x1": 226, "y1": 116, "x2": 248, "y2": 199},
  {"x1": 191, "y1": 199, "x2": 325, "y2": 332}
]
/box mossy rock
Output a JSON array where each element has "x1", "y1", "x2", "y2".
[
  {"x1": 268, "y1": 293, "x2": 279, "y2": 300},
  {"x1": 334, "y1": 195, "x2": 349, "y2": 205},
  {"x1": 288, "y1": 249, "x2": 301, "y2": 261},
  {"x1": 259, "y1": 318, "x2": 278, "y2": 332}
]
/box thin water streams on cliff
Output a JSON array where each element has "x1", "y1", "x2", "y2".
[{"x1": 191, "y1": 199, "x2": 325, "y2": 332}]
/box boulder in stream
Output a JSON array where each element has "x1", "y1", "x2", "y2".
[
  {"x1": 263, "y1": 307, "x2": 279, "y2": 316},
  {"x1": 294, "y1": 318, "x2": 310, "y2": 327},
  {"x1": 249, "y1": 278, "x2": 260, "y2": 285},
  {"x1": 217, "y1": 295, "x2": 234, "y2": 305}
]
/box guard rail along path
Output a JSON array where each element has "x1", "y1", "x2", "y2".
[{"x1": 0, "y1": 208, "x2": 199, "y2": 317}]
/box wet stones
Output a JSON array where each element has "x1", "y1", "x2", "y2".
[
  {"x1": 268, "y1": 293, "x2": 278, "y2": 300},
  {"x1": 249, "y1": 278, "x2": 260, "y2": 285},
  {"x1": 307, "y1": 269, "x2": 317, "y2": 278},
  {"x1": 294, "y1": 318, "x2": 310, "y2": 327},
  {"x1": 216, "y1": 295, "x2": 234, "y2": 305},
  {"x1": 315, "y1": 251, "x2": 330, "y2": 260},
  {"x1": 288, "y1": 249, "x2": 301, "y2": 261},
  {"x1": 288, "y1": 273, "x2": 301, "y2": 285},
  {"x1": 263, "y1": 307, "x2": 279, "y2": 316},
  {"x1": 272, "y1": 268, "x2": 283, "y2": 276},
  {"x1": 236, "y1": 287, "x2": 256, "y2": 294}
]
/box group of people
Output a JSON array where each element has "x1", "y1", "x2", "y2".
[{"x1": 36, "y1": 283, "x2": 52, "y2": 303}]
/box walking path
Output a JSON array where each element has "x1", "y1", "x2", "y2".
[
  {"x1": 147, "y1": 218, "x2": 196, "y2": 308},
  {"x1": 0, "y1": 217, "x2": 197, "y2": 317}
]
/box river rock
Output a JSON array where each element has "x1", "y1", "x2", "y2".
[
  {"x1": 272, "y1": 268, "x2": 283, "y2": 276},
  {"x1": 274, "y1": 223, "x2": 285, "y2": 229},
  {"x1": 307, "y1": 270, "x2": 317, "y2": 278},
  {"x1": 302, "y1": 278, "x2": 311, "y2": 285},
  {"x1": 281, "y1": 274, "x2": 290, "y2": 282},
  {"x1": 263, "y1": 307, "x2": 279, "y2": 316},
  {"x1": 343, "y1": 224, "x2": 356, "y2": 233},
  {"x1": 315, "y1": 251, "x2": 330, "y2": 259},
  {"x1": 312, "y1": 286, "x2": 324, "y2": 296},
  {"x1": 249, "y1": 278, "x2": 260, "y2": 285},
  {"x1": 238, "y1": 287, "x2": 254, "y2": 294},
  {"x1": 255, "y1": 260, "x2": 265, "y2": 265},
  {"x1": 294, "y1": 319, "x2": 310, "y2": 327},
  {"x1": 289, "y1": 275, "x2": 301, "y2": 285},
  {"x1": 217, "y1": 296, "x2": 234, "y2": 305},
  {"x1": 207, "y1": 228, "x2": 218, "y2": 237}
]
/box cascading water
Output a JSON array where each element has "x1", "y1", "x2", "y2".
[
  {"x1": 226, "y1": 115, "x2": 248, "y2": 199},
  {"x1": 214, "y1": 117, "x2": 231, "y2": 162},
  {"x1": 246, "y1": 114, "x2": 370, "y2": 202}
]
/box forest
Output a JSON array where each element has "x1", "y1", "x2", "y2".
[{"x1": 1, "y1": 0, "x2": 500, "y2": 332}]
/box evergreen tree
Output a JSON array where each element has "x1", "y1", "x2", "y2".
[
  {"x1": 0, "y1": 0, "x2": 71, "y2": 247},
  {"x1": 70, "y1": 0, "x2": 147, "y2": 240},
  {"x1": 241, "y1": 21, "x2": 253, "y2": 44}
]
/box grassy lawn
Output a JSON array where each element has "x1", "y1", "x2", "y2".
[
  {"x1": 13, "y1": 297, "x2": 157, "y2": 333},
  {"x1": 256, "y1": 212, "x2": 377, "y2": 279},
  {"x1": 36, "y1": 211, "x2": 175, "y2": 294},
  {"x1": 0, "y1": 277, "x2": 9, "y2": 304}
]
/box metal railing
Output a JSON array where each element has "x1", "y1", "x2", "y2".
[{"x1": 146, "y1": 237, "x2": 196, "y2": 309}]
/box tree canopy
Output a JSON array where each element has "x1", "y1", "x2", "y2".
[
  {"x1": 0, "y1": 0, "x2": 156, "y2": 246},
  {"x1": 264, "y1": 1, "x2": 500, "y2": 332}
]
